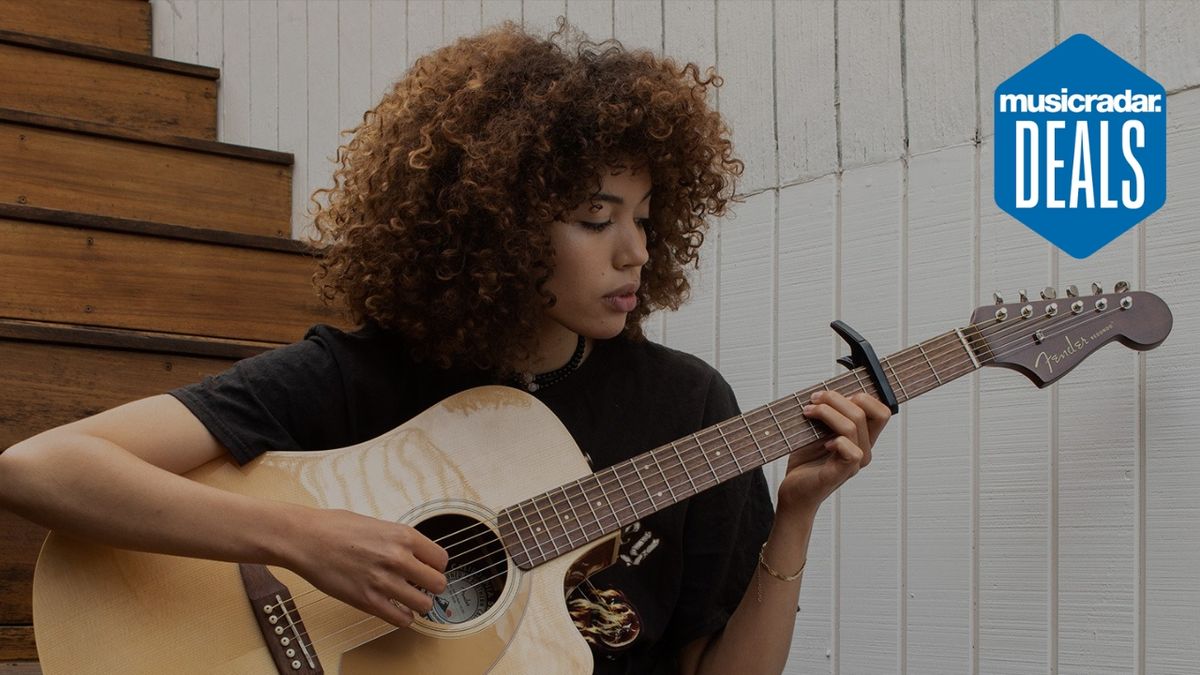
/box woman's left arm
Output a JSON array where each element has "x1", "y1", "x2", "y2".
[{"x1": 678, "y1": 389, "x2": 892, "y2": 675}]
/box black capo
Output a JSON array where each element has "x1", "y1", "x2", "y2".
[{"x1": 831, "y1": 320, "x2": 900, "y2": 415}]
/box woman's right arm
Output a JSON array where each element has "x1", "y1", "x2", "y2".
[{"x1": 0, "y1": 394, "x2": 447, "y2": 626}]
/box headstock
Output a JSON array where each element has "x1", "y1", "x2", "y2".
[{"x1": 970, "y1": 282, "x2": 1172, "y2": 388}]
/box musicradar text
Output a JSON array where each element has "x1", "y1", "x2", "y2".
[{"x1": 999, "y1": 88, "x2": 1163, "y2": 114}]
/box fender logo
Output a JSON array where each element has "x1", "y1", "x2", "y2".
[{"x1": 1034, "y1": 321, "x2": 1115, "y2": 373}]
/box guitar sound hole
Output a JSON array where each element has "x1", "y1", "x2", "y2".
[{"x1": 414, "y1": 513, "x2": 508, "y2": 625}]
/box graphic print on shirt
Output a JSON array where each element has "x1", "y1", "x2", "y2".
[{"x1": 568, "y1": 521, "x2": 660, "y2": 652}]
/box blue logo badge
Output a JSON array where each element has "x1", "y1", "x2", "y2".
[{"x1": 994, "y1": 34, "x2": 1166, "y2": 259}]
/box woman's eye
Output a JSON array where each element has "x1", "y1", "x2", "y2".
[
  {"x1": 635, "y1": 218, "x2": 651, "y2": 229},
  {"x1": 579, "y1": 220, "x2": 613, "y2": 230}
]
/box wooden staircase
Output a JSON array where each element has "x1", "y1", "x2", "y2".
[{"x1": 0, "y1": 2, "x2": 343, "y2": 670}]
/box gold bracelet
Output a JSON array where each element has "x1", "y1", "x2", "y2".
[{"x1": 758, "y1": 542, "x2": 806, "y2": 582}]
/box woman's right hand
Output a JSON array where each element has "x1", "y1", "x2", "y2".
[{"x1": 283, "y1": 507, "x2": 449, "y2": 627}]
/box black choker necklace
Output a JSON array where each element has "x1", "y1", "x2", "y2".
[{"x1": 511, "y1": 334, "x2": 587, "y2": 392}]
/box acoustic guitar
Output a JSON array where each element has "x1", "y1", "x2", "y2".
[{"x1": 32, "y1": 283, "x2": 1171, "y2": 674}]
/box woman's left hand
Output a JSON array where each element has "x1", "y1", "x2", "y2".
[{"x1": 776, "y1": 389, "x2": 892, "y2": 516}]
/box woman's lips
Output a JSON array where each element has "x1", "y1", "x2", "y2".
[{"x1": 604, "y1": 293, "x2": 638, "y2": 313}]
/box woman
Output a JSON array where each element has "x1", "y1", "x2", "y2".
[{"x1": 0, "y1": 19, "x2": 888, "y2": 675}]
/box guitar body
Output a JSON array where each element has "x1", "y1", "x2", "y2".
[{"x1": 33, "y1": 385, "x2": 613, "y2": 674}]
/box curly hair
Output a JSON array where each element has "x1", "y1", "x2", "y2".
[{"x1": 308, "y1": 17, "x2": 743, "y2": 375}]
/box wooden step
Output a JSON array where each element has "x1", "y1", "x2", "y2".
[
  {"x1": 0, "y1": 0, "x2": 147, "y2": 56},
  {"x1": 0, "y1": 30, "x2": 218, "y2": 140},
  {"x1": 0, "y1": 108, "x2": 293, "y2": 238},
  {"x1": 0, "y1": 319, "x2": 275, "y2": 668},
  {"x1": 0, "y1": 204, "x2": 342, "y2": 343},
  {"x1": 0, "y1": 0, "x2": 149, "y2": 55}
]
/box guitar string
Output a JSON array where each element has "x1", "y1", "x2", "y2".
[
  {"x1": 283, "y1": 301, "x2": 1124, "y2": 629},
  {"x1": 290, "y1": 303, "x2": 1131, "y2": 651}
]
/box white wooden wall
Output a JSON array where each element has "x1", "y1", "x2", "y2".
[{"x1": 150, "y1": 1, "x2": 1200, "y2": 672}]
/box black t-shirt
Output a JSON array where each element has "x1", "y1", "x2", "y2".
[{"x1": 169, "y1": 322, "x2": 775, "y2": 674}]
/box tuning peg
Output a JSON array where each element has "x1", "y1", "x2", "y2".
[
  {"x1": 1066, "y1": 284, "x2": 1078, "y2": 298},
  {"x1": 1041, "y1": 286, "x2": 1056, "y2": 300},
  {"x1": 1114, "y1": 280, "x2": 1130, "y2": 293},
  {"x1": 1092, "y1": 282, "x2": 1103, "y2": 295},
  {"x1": 1019, "y1": 289, "x2": 1028, "y2": 303},
  {"x1": 993, "y1": 291, "x2": 1004, "y2": 305}
]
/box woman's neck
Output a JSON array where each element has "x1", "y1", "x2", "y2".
[{"x1": 512, "y1": 321, "x2": 592, "y2": 375}]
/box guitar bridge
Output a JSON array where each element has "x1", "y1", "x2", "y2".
[{"x1": 239, "y1": 563, "x2": 324, "y2": 674}]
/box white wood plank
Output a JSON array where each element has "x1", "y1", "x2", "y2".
[
  {"x1": 977, "y1": 133, "x2": 1054, "y2": 674},
  {"x1": 837, "y1": 0, "x2": 903, "y2": 168},
  {"x1": 151, "y1": 0, "x2": 172, "y2": 59},
  {"x1": 220, "y1": 0, "x2": 250, "y2": 146},
  {"x1": 905, "y1": 145, "x2": 975, "y2": 674},
  {"x1": 523, "y1": 0, "x2": 566, "y2": 36},
  {"x1": 197, "y1": 1, "x2": 223, "y2": 69},
  {"x1": 338, "y1": 1, "x2": 373, "y2": 142},
  {"x1": 444, "y1": 0, "x2": 483, "y2": 45},
  {"x1": 1060, "y1": 0, "x2": 1140, "y2": 63},
  {"x1": 837, "y1": 161, "x2": 902, "y2": 674},
  {"x1": 371, "y1": 0, "x2": 407, "y2": 101},
  {"x1": 613, "y1": 0, "x2": 661, "y2": 54},
  {"x1": 1144, "y1": 86, "x2": 1200, "y2": 675},
  {"x1": 482, "y1": 0, "x2": 523, "y2": 30},
  {"x1": 777, "y1": 175, "x2": 837, "y2": 674},
  {"x1": 977, "y1": 0, "x2": 1053, "y2": 141},
  {"x1": 1053, "y1": 8, "x2": 1142, "y2": 675},
  {"x1": 904, "y1": 0, "x2": 974, "y2": 155},
  {"x1": 717, "y1": 190, "x2": 775, "y2": 410},
  {"x1": 1146, "y1": 0, "x2": 1200, "y2": 93},
  {"x1": 279, "y1": 0, "x2": 309, "y2": 237},
  {"x1": 408, "y1": 0, "x2": 444, "y2": 70},
  {"x1": 175, "y1": 0, "x2": 201, "y2": 64},
  {"x1": 776, "y1": 0, "x2": 837, "y2": 183},
  {"x1": 716, "y1": 0, "x2": 774, "y2": 193},
  {"x1": 249, "y1": 0, "x2": 279, "y2": 150},
  {"x1": 662, "y1": 0, "x2": 717, "y2": 365},
  {"x1": 567, "y1": 0, "x2": 611, "y2": 41},
  {"x1": 306, "y1": 0, "x2": 340, "y2": 238}
]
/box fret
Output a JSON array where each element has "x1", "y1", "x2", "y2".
[
  {"x1": 558, "y1": 484, "x2": 587, "y2": 542},
  {"x1": 766, "y1": 404, "x2": 790, "y2": 459},
  {"x1": 516, "y1": 500, "x2": 550, "y2": 562},
  {"x1": 714, "y1": 422, "x2": 742, "y2": 477},
  {"x1": 918, "y1": 343, "x2": 942, "y2": 388},
  {"x1": 695, "y1": 429, "x2": 723, "y2": 487},
  {"x1": 542, "y1": 490, "x2": 575, "y2": 548},
  {"x1": 629, "y1": 459, "x2": 657, "y2": 512},
  {"x1": 504, "y1": 509, "x2": 535, "y2": 567},
  {"x1": 597, "y1": 469, "x2": 622, "y2": 528},
  {"x1": 670, "y1": 441, "x2": 700, "y2": 497},
  {"x1": 793, "y1": 392, "x2": 822, "y2": 442},
  {"x1": 738, "y1": 415, "x2": 764, "y2": 466},
  {"x1": 612, "y1": 463, "x2": 640, "y2": 523},
  {"x1": 582, "y1": 474, "x2": 619, "y2": 533},
  {"x1": 572, "y1": 479, "x2": 603, "y2": 539},
  {"x1": 649, "y1": 448, "x2": 678, "y2": 502},
  {"x1": 880, "y1": 361, "x2": 906, "y2": 403}
]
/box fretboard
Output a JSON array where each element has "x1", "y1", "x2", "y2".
[{"x1": 498, "y1": 325, "x2": 987, "y2": 570}]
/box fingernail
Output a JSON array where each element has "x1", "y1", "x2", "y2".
[{"x1": 803, "y1": 405, "x2": 814, "y2": 414}]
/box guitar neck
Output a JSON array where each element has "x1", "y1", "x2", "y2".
[{"x1": 500, "y1": 326, "x2": 986, "y2": 570}]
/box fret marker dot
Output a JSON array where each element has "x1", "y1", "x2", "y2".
[
  {"x1": 656, "y1": 491, "x2": 663, "y2": 498},
  {"x1": 536, "y1": 527, "x2": 542, "y2": 532},
  {"x1": 715, "y1": 451, "x2": 721, "y2": 456},
  {"x1": 565, "y1": 515, "x2": 571, "y2": 520},
  {"x1": 595, "y1": 501, "x2": 601, "y2": 507}
]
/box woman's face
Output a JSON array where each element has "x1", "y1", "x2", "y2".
[{"x1": 542, "y1": 165, "x2": 652, "y2": 340}]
